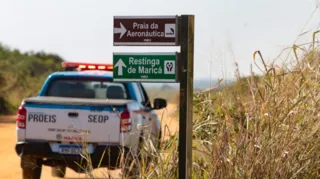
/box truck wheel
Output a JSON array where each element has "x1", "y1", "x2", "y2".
[
  {"x1": 121, "y1": 151, "x2": 140, "y2": 179},
  {"x1": 21, "y1": 156, "x2": 42, "y2": 179},
  {"x1": 51, "y1": 165, "x2": 66, "y2": 178},
  {"x1": 121, "y1": 135, "x2": 144, "y2": 178}
]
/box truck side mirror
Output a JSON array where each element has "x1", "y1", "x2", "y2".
[{"x1": 153, "y1": 98, "x2": 167, "y2": 110}]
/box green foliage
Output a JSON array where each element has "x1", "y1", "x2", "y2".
[
  {"x1": 0, "y1": 43, "x2": 64, "y2": 114},
  {"x1": 0, "y1": 96, "x2": 15, "y2": 114}
]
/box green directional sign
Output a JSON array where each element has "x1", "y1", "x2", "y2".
[{"x1": 113, "y1": 52, "x2": 177, "y2": 82}]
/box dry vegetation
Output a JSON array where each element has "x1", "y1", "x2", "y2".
[
  {"x1": 189, "y1": 51, "x2": 320, "y2": 178},
  {"x1": 96, "y1": 32, "x2": 320, "y2": 179}
]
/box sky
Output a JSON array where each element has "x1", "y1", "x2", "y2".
[{"x1": 0, "y1": 0, "x2": 319, "y2": 80}]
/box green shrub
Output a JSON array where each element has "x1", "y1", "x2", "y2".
[{"x1": 0, "y1": 43, "x2": 64, "y2": 114}]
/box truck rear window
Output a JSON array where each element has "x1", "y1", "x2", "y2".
[{"x1": 46, "y1": 79, "x2": 129, "y2": 99}]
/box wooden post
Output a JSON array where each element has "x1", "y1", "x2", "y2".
[{"x1": 178, "y1": 14, "x2": 194, "y2": 179}]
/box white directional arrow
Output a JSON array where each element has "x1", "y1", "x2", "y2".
[
  {"x1": 114, "y1": 59, "x2": 127, "y2": 76},
  {"x1": 114, "y1": 22, "x2": 127, "y2": 39}
]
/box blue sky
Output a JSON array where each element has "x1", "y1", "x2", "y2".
[{"x1": 0, "y1": 0, "x2": 319, "y2": 80}]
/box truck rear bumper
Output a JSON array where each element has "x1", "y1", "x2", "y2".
[{"x1": 15, "y1": 142, "x2": 130, "y2": 171}]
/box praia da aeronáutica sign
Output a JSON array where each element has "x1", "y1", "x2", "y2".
[
  {"x1": 113, "y1": 16, "x2": 178, "y2": 46},
  {"x1": 112, "y1": 52, "x2": 177, "y2": 82}
]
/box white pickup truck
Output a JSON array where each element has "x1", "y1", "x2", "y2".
[{"x1": 15, "y1": 62, "x2": 167, "y2": 179}]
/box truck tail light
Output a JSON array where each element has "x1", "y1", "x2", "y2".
[
  {"x1": 16, "y1": 103, "x2": 26, "y2": 129},
  {"x1": 120, "y1": 109, "x2": 132, "y2": 132}
]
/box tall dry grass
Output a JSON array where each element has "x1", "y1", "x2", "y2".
[
  {"x1": 128, "y1": 33, "x2": 320, "y2": 179},
  {"x1": 74, "y1": 32, "x2": 320, "y2": 179},
  {"x1": 187, "y1": 35, "x2": 320, "y2": 178}
]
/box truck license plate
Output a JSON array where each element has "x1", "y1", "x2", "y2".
[{"x1": 59, "y1": 145, "x2": 82, "y2": 155}]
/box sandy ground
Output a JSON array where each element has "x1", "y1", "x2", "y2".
[{"x1": 0, "y1": 103, "x2": 178, "y2": 179}]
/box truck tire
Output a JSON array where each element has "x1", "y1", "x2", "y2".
[
  {"x1": 121, "y1": 135, "x2": 144, "y2": 178},
  {"x1": 21, "y1": 155, "x2": 42, "y2": 179},
  {"x1": 51, "y1": 165, "x2": 66, "y2": 178},
  {"x1": 121, "y1": 152, "x2": 140, "y2": 179}
]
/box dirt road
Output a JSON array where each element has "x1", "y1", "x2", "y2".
[{"x1": 0, "y1": 103, "x2": 178, "y2": 179}]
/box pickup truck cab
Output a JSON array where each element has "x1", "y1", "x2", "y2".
[{"x1": 15, "y1": 62, "x2": 166, "y2": 179}]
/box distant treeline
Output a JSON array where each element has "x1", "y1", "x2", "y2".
[{"x1": 0, "y1": 43, "x2": 64, "y2": 114}]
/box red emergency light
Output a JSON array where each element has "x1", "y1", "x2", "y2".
[{"x1": 61, "y1": 62, "x2": 113, "y2": 71}]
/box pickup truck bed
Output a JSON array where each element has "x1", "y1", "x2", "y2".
[
  {"x1": 21, "y1": 96, "x2": 135, "y2": 144},
  {"x1": 24, "y1": 96, "x2": 135, "y2": 106}
]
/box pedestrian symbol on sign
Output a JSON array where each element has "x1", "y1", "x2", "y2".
[{"x1": 164, "y1": 60, "x2": 175, "y2": 74}]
